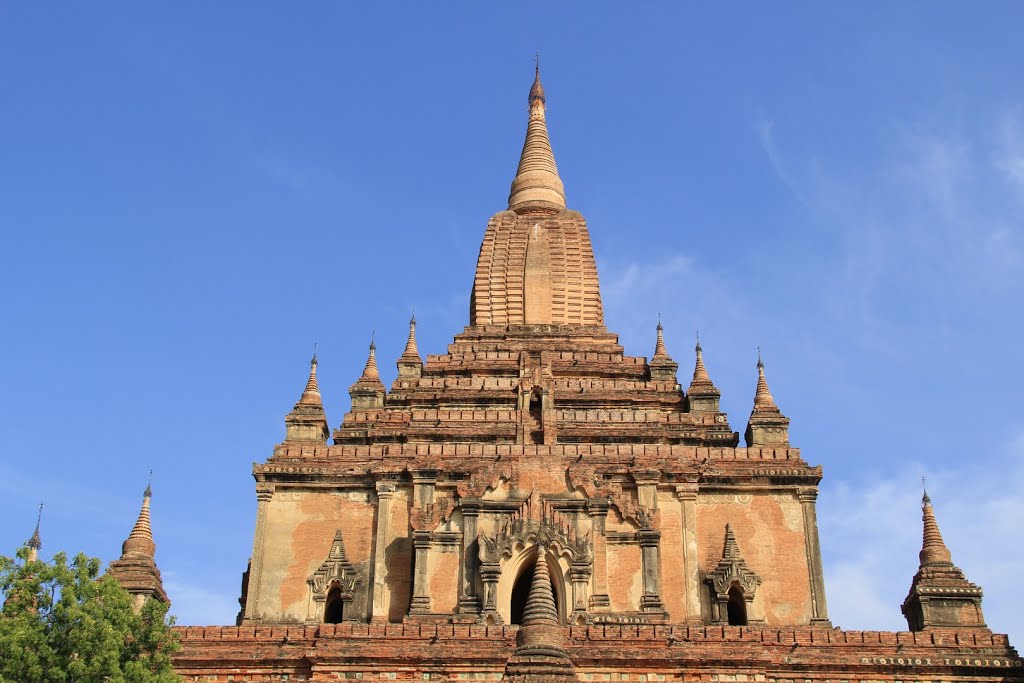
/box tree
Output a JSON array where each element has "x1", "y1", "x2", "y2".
[{"x1": 0, "y1": 547, "x2": 180, "y2": 683}]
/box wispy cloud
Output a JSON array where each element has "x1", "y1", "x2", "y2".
[{"x1": 756, "y1": 116, "x2": 812, "y2": 209}]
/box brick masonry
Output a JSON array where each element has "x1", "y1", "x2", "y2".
[{"x1": 169, "y1": 70, "x2": 1021, "y2": 681}]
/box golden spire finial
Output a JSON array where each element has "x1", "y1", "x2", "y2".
[{"x1": 509, "y1": 61, "x2": 564, "y2": 210}]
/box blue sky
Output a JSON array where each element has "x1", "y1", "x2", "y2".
[{"x1": 1, "y1": 4, "x2": 1022, "y2": 641}]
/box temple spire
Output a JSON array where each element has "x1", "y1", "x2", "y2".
[
  {"x1": 349, "y1": 334, "x2": 386, "y2": 409},
  {"x1": 401, "y1": 315, "x2": 420, "y2": 361},
  {"x1": 360, "y1": 337, "x2": 381, "y2": 382},
  {"x1": 686, "y1": 332, "x2": 726, "y2": 419},
  {"x1": 753, "y1": 351, "x2": 779, "y2": 411},
  {"x1": 298, "y1": 350, "x2": 323, "y2": 406},
  {"x1": 902, "y1": 488, "x2": 986, "y2": 631},
  {"x1": 745, "y1": 350, "x2": 790, "y2": 447},
  {"x1": 692, "y1": 334, "x2": 711, "y2": 384},
  {"x1": 107, "y1": 481, "x2": 168, "y2": 607},
  {"x1": 396, "y1": 314, "x2": 423, "y2": 380},
  {"x1": 508, "y1": 63, "x2": 566, "y2": 211},
  {"x1": 653, "y1": 319, "x2": 669, "y2": 359},
  {"x1": 285, "y1": 349, "x2": 329, "y2": 443},
  {"x1": 26, "y1": 503, "x2": 42, "y2": 562},
  {"x1": 648, "y1": 318, "x2": 678, "y2": 382},
  {"x1": 919, "y1": 488, "x2": 953, "y2": 566},
  {"x1": 122, "y1": 483, "x2": 155, "y2": 558}
]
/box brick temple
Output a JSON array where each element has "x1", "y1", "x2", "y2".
[{"x1": 57, "y1": 67, "x2": 1023, "y2": 681}]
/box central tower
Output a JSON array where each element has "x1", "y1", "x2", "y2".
[
  {"x1": 240, "y1": 67, "x2": 834, "y2": 633},
  {"x1": 471, "y1": 67, "x2": 603, "y2": 327}
]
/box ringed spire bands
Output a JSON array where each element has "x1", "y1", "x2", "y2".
[
  {"x1": 508, "y1": 66, "x2": 565, "y2": 211},
  {"x1": 471, "y1": 68, "x2": 604, "y2": 327}
]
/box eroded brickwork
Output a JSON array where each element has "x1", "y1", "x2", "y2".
[{"x1": 175, "y1": 624, "x2": 1024, "y2": 682}]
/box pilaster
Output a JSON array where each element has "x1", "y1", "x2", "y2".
[
  {"x1": 370, "y1": 482, "x2": 394, "y2": 622},
  {"x1": 568, "y1": 562, "x2": 592, "y2": 623},
  {"x1": 242, "y1": 484, "x2": 274, "y2": 623},
  {"x1": 798, "y1": 487, "x2": 831, "y2": 626},
  {"x1": 409, "y1": 530, "x2": 433, "y2": 614},
  {"x1": 675, "y1": 482, "x2": 702, "y2": 622},
  {"x1": 638, "y1": 528, "x2": 665, "y2": 614},
  {"x1": 458, "y1": 502, "x2": 481, "y2": 614},
  {"x1": 587, "y1": 497, "x2": 610, "y2": 609}
]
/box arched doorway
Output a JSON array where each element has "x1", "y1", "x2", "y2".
[
  {"x1": 324, "y1": 583, "x2": 345, "y2": 624},
  {"x1": 726, "y1": 583, "x2": 747, "y2": 626},
  {"x1": 507, "y1": 553, "x2": 561, "y2": 625}
]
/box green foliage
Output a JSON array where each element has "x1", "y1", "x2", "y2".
[{"x1": 0, "y1": 548, "x2": 180, "y2": 683}]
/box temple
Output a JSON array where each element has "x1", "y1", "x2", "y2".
[
  {"x1": 105, "y1": 483, "x2": 169, "y2": 608},
  {"x1": 26, "y1": 67, "x2": 1022, "y2": 681}
]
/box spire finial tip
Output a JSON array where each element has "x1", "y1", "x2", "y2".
[{"x1": 27, "y1": 502, "x2": 43, "y2": 550}]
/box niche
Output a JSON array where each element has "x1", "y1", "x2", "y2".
[
  {"x1": 726, "y1": 584, "x2": 747, "y2": 626},
  {"x1": 324, "y1": 583, "x2": 345, "y2": 624}
]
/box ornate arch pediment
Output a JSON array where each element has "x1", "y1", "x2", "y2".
[
  {"x1": 706, "y1": 523, "x2": 760, "y2": 596},
  {"x1": 308, "y1": 530, "x2": 361, "y2": 599},
  {"x1": 477, "y1": 499, "x2": 594, "y2": 624},
  {"x1": 705, "y1": 523, "x2": 762, "y2": 625},
  {"x1": 480, "y1": 516, "x2": 592, "y2": 565}
]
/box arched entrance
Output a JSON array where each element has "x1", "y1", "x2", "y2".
[
  {"x1": 726, "y1": 584, "x2": 747, "y2": 626},
  {"x1": 324, "y1": 582, "x2": 345, "y2": 624},
  {"x1": 509, "y1": 556, "x2": 559, "y2": 625},
  {"x1": 498, "y1": 544, "x2": 566, "y2": 625}
]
